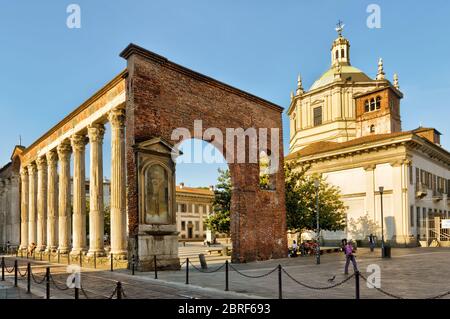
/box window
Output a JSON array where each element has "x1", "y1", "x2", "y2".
[
  {"x1": 410, "y1": 205, "x2": 415, "y2": 227},
  {"x1": 335, "y1": 50, "x2": 339, "y2": 59},
  {"x1": 375, "y1": 96, "x2": 381, "y2": 109},
  {"x1": 370, "y1": 98, "x2": 376, "y2": 111},
  {"x1": 341, "y1": 49, "x2": 345, "y2": 58},
  {"x1": 416, "y1": 207, "x2": 421, "y2": 228},
  {"x1": 409, "y1": 165, "x2": 413, "y2": 185},
  {"x1": 416, "y1": 167, "x2": 420, "y2": 184},
  {"x1": 180, "y1": 203, "x2": 187, "y2": 213},
  {"x1": 181, "y1": 221, "x2": 186, "y2": 231},
  {"x1": 422, "y1": 208, "x2": 427, "y2": 227},
  {"x1": 313, "y1": 106, "x2": 322, "y2": 126},
  {"x1": 370, "y1": 125, "x2": 375, "y2": 133},
  {"x1": 364, "y1": 100, "x2": 370, "y2": 112}
]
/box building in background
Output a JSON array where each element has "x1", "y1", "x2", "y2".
[
  {"x1": 286, "y1": 27, "x2": 450, "y2": 247},
  {"x1": 175, "y1": 183, "x2": 214, "y2": 240}
]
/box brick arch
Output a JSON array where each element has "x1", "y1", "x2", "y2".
[{"x1": 122, "y1": 44, "x2": 287, "y2": 263}]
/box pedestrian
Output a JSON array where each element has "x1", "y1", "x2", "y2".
[
  {"x1": 292, "y1": 240, "x2": 298, "y2": 257},
  {"x1": 6, "y1": 241, "x2": 10, "y2": 254},
  {"x1": 368, "y1": 233, "x2": 375, "y2": 252},
  {"x1": 344, "y1": 240, "x2": 358, "y2": 275}
]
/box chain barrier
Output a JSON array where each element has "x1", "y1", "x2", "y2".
[
  {"x1": 4, "y1": 263, "x2": 15, "y2": 273},
  {"x1": 49, "y1": 274, "x2": 70, "y2": 291},
  {"x1": 426, "y1": 290, "x2": 450, "y2": 300},
  {"x1": 107, "y1": 285, "x2": 119, "y2": 299},
  {"x1": 80, "y1": 285, "x2": 90, "y2": 299},
  {"x1": 282, "y1": 268, "x2": 355, "y2": 290},
  {"x1": 229, "y1": 264, "x2": 278, "y2": 279},
  {"x1": 17, "y1": 266, "x2": 28, "y2": 278},
  {"x1": 31, "y1": 269, "x2": 47, "y2": 285},
  {"x1": 358, "y1": 273, "x2": 403, "y2": 299},
  {"x1": 188, "y1": 260, "x2": 226, "y2": 273}
]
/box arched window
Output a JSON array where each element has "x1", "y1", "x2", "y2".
[
  {"x1": 341, "y1": 49, "x2": 345, "y2": 58},
  {"x1": 375, "y1": 96, "x2": 381, "y2": 109},
  {"x1": 259, "y1": 150, "x2": 275, "y2": 190},
  {"x1": 370, "y1": 98, "x2": 376, "y2": 112},
  {"x1": 335, "y1": 50, "x2": 339, "y2": 59},
  {"x1": 364, "y1": 100, "x2": 370, "y2": 113},
  {"x1": 370, "y1": 125, "x2": 375, "y2": 133}
]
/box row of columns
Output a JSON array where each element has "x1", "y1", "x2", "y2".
[
  {"x1": 19, "y1": 108, "x2": 127, "y2": 256},
  {"x1": 0, "y1": 176, "x2": 21, "y2": 246}
]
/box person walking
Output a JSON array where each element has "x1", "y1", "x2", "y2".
[
  {"x1": 368, "y1": 233, "x2": 376, "y2": 252},
  {"x1": 343, "y1": 239, "x2": 358, "y2": 275}
]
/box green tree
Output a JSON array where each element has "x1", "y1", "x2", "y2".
[
  {"x1": 204, "y1": 168, "x2": 231, "y2": 235},
  {"x1": 285, "y1": 159, "x2": 347, "y2": 234}
]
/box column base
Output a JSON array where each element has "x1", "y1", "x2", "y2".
[
  {"x1": 87, "y1": 249, "x2": 106, "y2": 257},
  {"x1": 45, "y1": 246, "x2": 58, "y2": 253},
  {"x1": 57, "y1": 247, "x2": 71, "y2": 254},
  {"x1": 109, "y1": 250, "x2": 128, "y2": 260},
  {"x1": 70, "y1": 248, "x2": 87, "y2": 256}
]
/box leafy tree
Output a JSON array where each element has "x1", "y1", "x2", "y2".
[
  {"x1": 285, "y1": 159, "x2": 347, "y2": 234},
  {"x1": 347, "y1": 213, "x2": 379, "y2": 239},
  {"x1": 204, "y1": 168, "x2": 231, "y2": 235}
]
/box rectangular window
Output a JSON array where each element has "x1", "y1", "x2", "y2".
[
  {"x1": 416, "y1": 207, "x2": 421, "y2": 229},
  {"x1": 410, "y1": 205, "x2": 415, "y2": 227},
  {"x1": 423, "y1": 208, "x2": 427, "y2": 227},
  {"x1": 415, "y1": 168, "x2": 420, "y2": 184},
  {"x1": 409, "y1": 166, "x2": 413, "y2": 185},
  {"x1": 180, "y1": 203, "x2": 187, "y2": 213},
  {"x1": 313, "y1": 106, "x2": 322, "y2": 126},
  {"x1": 181, "y1": 221, "x2": 186, "y2": 231}
]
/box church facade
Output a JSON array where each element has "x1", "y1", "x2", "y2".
[{"x1": 287, "y1": 28, "x2": 450, "y2": 247}]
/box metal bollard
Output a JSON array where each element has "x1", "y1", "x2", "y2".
[
  {"x1": 131, "y1": 255, "x2": 135, "y2": 276},
  {"x1": 74, "y1": 287, "x2": 79, "y2": 299},
  {"x1": 355, "y1": 271, "x2": 360, "y2": 299},
  {"x1": 1, "y1": 257, "x2": 4, "y2": 281},
  {"x1": 58, "y1": 250, "x2": 60, "y2": 264},
  {"x1": 185, "y1": 258, "x2": 189, "y2": 285},
  {"x1": 48, "y1": 251, "x2": 51, "y2": 262},
  {"x1": 68, "y1": 253, "x2": 70, "y2": 265},
  {"x1": 94, "y1": 252, "x2": 97, "y2": 269},
  {"x1": 116, "y1": 282, "x2": 122, "y2": 299},
  {"x1": 46, "y1": 267, "x2": 50, "y2": 299},
  {"x1": 278, "y1": 264, "x2": 282, "y2": 299},
  {"x1": 110, "y1": 253, "x2": 114, "y2": 272},
  {"x1": 79, "y1": 251, "x2": 82, "y2": 268},
  {"x1": 27, "y1": 263, "x2": 31, "y2": 294},
  {"x1": 154, "y1": 255, "x2": 157, "y2": 279},
  {"x1": 40, "y1": 252, "x2": 43, "y2": 261},
  {"x1": 14, "y1": 260, "x2": 18, "y2": 287},
  {"x1": 225, "y1": 260, "x2": 229, "y2": 291}
]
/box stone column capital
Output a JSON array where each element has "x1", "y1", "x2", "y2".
[
  {"x1": 70, "y1": 134, "x2": 88, "y2": 152},
  {"x1": 46, "y1": 149, "x2": 58, "y2": 165},
  {"x1": 108, "y1": 108, "x2": 126, "y2": 129},
  {"x1": 27, "y1": 162, "x2": 37, "y2": 176},
  {"x1": 36, "y1": 156, "x2": 47, "y2": 171},
  {"x1": 88, "y1": 123, "x2": 106, "y2": 143},
  {"x1": 20, "y1": 167, "x2": 29, "y2": 178},
  {"x1": 57, "y1": 139, "x2": 72, "y2": 160}
]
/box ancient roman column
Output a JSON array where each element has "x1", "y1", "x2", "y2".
[
  {"x1": 57, "y1": 140, "x2": 72, "y2": 253},
  {"x1": 10, "y1": 174, "x2": 21, "y2": 246},
  {"x1": 36, "y1": 157, "x2": 48, "y2": 251},
  {"x1": 108, "y1": 108, "x2": 127, "y2": 257},
  {"x1": 19, "y1": 168, "x2": 29, "y2": 250},
  {"x1": 46, "y1": 150, "x2": 59, "y2": 252},
  {"x1": 71, "y1": 134, "x2": 88, "y2": 255},
  {"x1": 28, "y1": 163, "x2": 37, "y2": 246},
  {"x1": 87, "y1": 124, "x2": 106, "y2": 256}
]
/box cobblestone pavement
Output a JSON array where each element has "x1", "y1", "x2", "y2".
[{"x1": 2, "y1": 247, "x2": 450, "y2": 299}]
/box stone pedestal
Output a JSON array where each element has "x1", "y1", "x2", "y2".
[{"x1": 132, "y1": 137, "x2": 181, "y2": 271}]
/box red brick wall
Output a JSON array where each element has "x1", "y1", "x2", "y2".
[{"x1": 123, "y1": 47, "x2": 287, "y2": 262}]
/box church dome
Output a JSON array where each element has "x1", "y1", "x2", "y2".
[{"x1": 309, "y1": 65, "x2": 372, "y2": 91}]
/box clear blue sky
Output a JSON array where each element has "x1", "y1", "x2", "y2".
[{"x1": 1, "y1": 0, "x2": 449, "y2": 187}]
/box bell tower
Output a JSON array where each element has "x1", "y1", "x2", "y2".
[{"x1": 331, "y1": 21, "x2": 350, "y2": 67}]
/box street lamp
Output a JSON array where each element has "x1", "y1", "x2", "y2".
[
  {"x1": 379, "y1": 186, "x2": 385, "y2": 258},
  {"x1": 315, "y1": 179, "x2": 320, "y2": 265}
]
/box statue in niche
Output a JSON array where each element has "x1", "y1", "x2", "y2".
[{"x1": 144, "y1": 164, "x2": 169, "y2": 224}]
